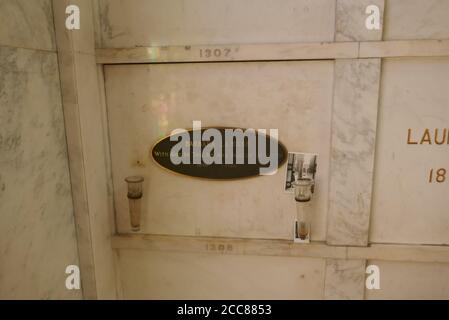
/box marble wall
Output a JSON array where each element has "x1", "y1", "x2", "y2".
[
  {"x1": 94, "y1": 0, "x2": 449, "y2": 48},
  {"x1": 94, "y1": 0, "x2": 449, "y2": 299},
  {"x1": 94, "y1": 0, "x2": 336, "y2": 48},
  {"x1": 0, "y1": 0, "x2": 81, "y2": 299},
  {"x1": 0, "y1": 0, "x2": 55, "y2": 51},
  {"x1": 3, "y1": 0, "x2": 449, "y2": 300}
]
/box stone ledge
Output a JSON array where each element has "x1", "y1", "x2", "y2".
[
  {"x1": 112, "y1": 234, "x2": 449, "y2": 263},
  {"x1": 96, "y1": 40, "x2": 449, "y2": 64}
]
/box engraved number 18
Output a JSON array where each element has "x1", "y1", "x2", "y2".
[{"x1": 429, "y1": 168, "x2": 447, "y2": 183}]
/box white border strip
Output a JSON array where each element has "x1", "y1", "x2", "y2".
[
  {"x1": 96, "y1": 40, "x2": 449, "y2": 64},
  {"x1": 112, "y1": 234, "x2": 449, "y2": 264}
]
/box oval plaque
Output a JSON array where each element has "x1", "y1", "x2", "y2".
[{"x1": 151, "y1": 127, "x2": 287, "y2": 180}]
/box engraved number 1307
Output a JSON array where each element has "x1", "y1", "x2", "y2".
[{"x1": 199, "y1": 48, "x2": 231, "y2": 58}]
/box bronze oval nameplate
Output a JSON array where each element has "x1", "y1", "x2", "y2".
[{"x1": 152, "y1": 127, "x2": 287, "y2": 180}]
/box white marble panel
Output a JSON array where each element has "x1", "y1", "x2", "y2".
[
  {"x1": 54, "y1": 52, "x2": 118, "y2": 299},
  {"x1": 105, "y1": 61, "x2": 334, "y2": 240},
  {"x1": 365, "y1": 260, "x2": 449, "y2": 299},
  {"x1": 384, "y1": 0, "x2": 449, "y2": 40},
  {"x1": 0, "y1": 46, "x2": 81, "y2": 299},
  {"x1": 53, "y1": 0, "x2": 118, "y2": 298},
  {"x1": 335, "y1": 0, "x2": 384, "y2": 42},
  {"x1": 327, "y1": 59, "x2": 381, "y2": 246},
  {"x1": 370, "y1": 58, "x2": 449, "y2": 245},
  {"x1": 324, "y1": 259, "x2": 366, "y2": 300},
  {"x1": 74, "y1": 53, "x2": 118, "y2": 299},
  {"x1": 96, "y1": 0, "x2": 336, "y2": 48},
  {"x1": 0, "y1": 0, "x2": 55, "y2": 51},
  {"x1": 118, "y1": 250, "x2": 325, "y2": 299}
]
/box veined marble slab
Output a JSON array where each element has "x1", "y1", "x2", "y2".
[
  {"x1": 0, "y1": 0, "x2": 55, "y2": 51},
  {"x1": 384, "y1": 0, "x2": 449, "y2": 40},
  {"x1": 327, "y1": 59, "x2": 381, "y2": 246},
  {"x1": 335, "y1": 0, "x2": 384, "y2": 42},
  {"x1": 0, "y1": 46, "x2": 80, "y2": 299},
  {"x1": 324, "y1": 259, "x2": 366, "y2": 300},
  {"x1": 53, "y1": 0, "x2": 119, "y2": 299},
  {"x1": 95, "y1": 0, "x2": 336, "y2": 48}
]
